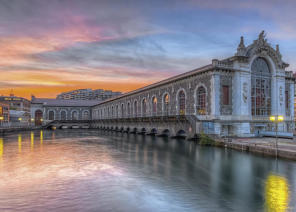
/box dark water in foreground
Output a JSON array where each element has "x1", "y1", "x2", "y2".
[{"x1": 0, "y1": 129, "x2": 295, "y2": 212}]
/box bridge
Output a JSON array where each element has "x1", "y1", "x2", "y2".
[
  {"x1": 91, "y1": 115, "x2": 202, "y2": 138},
  {"x1": 44, "y1": 120, "x2": 91, "y2": 129}
]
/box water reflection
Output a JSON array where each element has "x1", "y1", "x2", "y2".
[
  {"x1": 265, "y1": 174, "x2": 290, "y2": 212},
  {"x1": 18, "y1": 134, "x2": 22, "y2": 153},
  {"x1": 30, "y1": 132, "x2": 34, "y2": 150},
  {"x1": 0, "y1": 130, "x2": 295, "y2": 212},
  {"x1": 40, "y1": 130, "x2": 43, "y2": 145},
  {"x1": 0, "y1": 137, "x2": 3, "y2": 157}
]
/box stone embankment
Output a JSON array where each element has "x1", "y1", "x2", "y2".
[
  {"x1": 0, "y1": 127, "x2": 40, "y2": 134},
  {"x1": 215, "y1": 137, "x2": 296, "y2": 160}
]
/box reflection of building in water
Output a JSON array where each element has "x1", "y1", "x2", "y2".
[
  {"x1": 18, "y1": 134, "x2": 22, "y2": 153},
  {"x1": 265, "y1": 174, "x2": 289, "y2": 212},
  {"x1": 40, "y1": 130, "x2": 43, "y2": 145},
  {"x1": 31, "y1": 132, "x2": 34, "y2": 150},
  {"x1": 0, "y1": 138, "x2": 3, "y2": 157}
]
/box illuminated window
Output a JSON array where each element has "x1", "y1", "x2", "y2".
[
  {"x1": 152, "y1": 96, "x2": 157, "y2": 115},
  {"x1": 197, "y1": 86, "x2": 206, "y2": 115},
  {"x1": 251, "y1": 57, "x2": 271, "y2": 116},
  {"x1": 163, "y1": 94, "x2": 169, "y2": 115}
]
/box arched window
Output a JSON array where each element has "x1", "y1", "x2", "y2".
[
  {"x1": 121, "y1": 104, "x2": 124, "y2": 118},
  {"x1": 142, "y1": 98, "x2": 147, "y2": 116},
  {"x1": 61, "y1": 110, "x2": 67, "y2": 120},
  {"x1": 116, "y1": 105, "x2": 119, "y2": 118},
  {"x1": 152, "y1": 96, "x2": 157, "y2": 115},
  {"x1": 83, "y1": 111, "x2": 89, "y2": 120},
  {"x1": 108, "y1": 107, "x2": 110, "y2": 118},
  {"x1": 35, "y1": 110, "x2": 43, "y2": 126},
  {"x1": 72, "y1": 111, "x2": 78, "y2": 120},
  {"x1": 111, "y1": 106, "x2": 114, "y2": 118},
  {"x1": 178, "y1": 90, "x2": 186, "y2": 115},
  {"x1": 127, "y1": 102, "x2": 131, "y2": 117},
  {"x1": 197, "y1": 86, "x2": 206, "y2": 115},
  {"x1": 48, "y1": 111, "x2": 54, "y2": 120},
  {"x1": 163, "y1": 94, "x2": 169, "y2": 116},
  {"x1": 134, "y1": 101, "x2": 138, "y2": 117},
  {"x1": 251, "y1": 57, "x2": 271, "y2": 116}
]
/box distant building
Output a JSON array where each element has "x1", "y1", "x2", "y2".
[
  {"x1": 0, "y1": 102, "x2": 9, "y2": 123},
  {"x1": 0, "y1": 95, "x2": 31, "y2": 123},
  {"x1": 56, "y1": 89, "x2": 122, "y2": 101},
  {"x1": 31, "y1": 97, "x2": 101, "y2": 126}
]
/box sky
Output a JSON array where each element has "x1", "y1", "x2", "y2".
[{"x1": 0, "y1": 0, "x2": 296, "y2": 99}]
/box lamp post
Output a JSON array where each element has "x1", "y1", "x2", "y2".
[{"x1": 269, "y1": 115, "x2": 284, "y2": 159}]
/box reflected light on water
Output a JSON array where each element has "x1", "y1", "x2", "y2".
[
  {"x1": 265, "y1": 174, "x2": 290, "y2": 212},
  {"x1": 40, "y1": 130, "x2": 43, "y2": 145},
  {"x1": 18, "y1": 134, "x2": 22, "y2": 153},
  {"x1": 0, "y1": 138, "x2": 3, "y2": 157},
  {"x1": 30, "y1": 132, "x2": 34, "y2": 150}
]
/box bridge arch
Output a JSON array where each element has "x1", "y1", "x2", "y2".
[{"x1": 176, "y1": 88, "x2": 186, "y2": 115}]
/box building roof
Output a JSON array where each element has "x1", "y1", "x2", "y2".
[{"x1": 31, "y1": 98, "x2": 101, "y2": 107}]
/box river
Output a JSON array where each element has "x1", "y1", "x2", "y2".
[{"x1": 0, "y1": 129, "x2": 295, "y2": 211}]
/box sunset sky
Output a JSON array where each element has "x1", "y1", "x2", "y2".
[{"x1": 1, "y1": 0, "x2": 296, "y2": 99}]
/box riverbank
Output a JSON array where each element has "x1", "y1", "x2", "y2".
[
  {"x1": 215, "y1": 137, "x2": 296, "y2": 161},
  {"x1": 0, "y1": 126, "x2": 41, "y2": 134}
]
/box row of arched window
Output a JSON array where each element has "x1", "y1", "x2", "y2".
[
  {"x1": 47, "y1": 110, "x2": 89, "y2": 120},
  {"x1": 96, "y1": 86, "x2": 207, "y2": 119}
]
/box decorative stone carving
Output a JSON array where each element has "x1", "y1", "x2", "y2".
[
  {"x1": 235, "y1": 31, "x2": 289, "y2": 69},
  {"x1": 279, "y1": 86, "x2": 283, "y2": 106},
  {"x1": 242, "y1": 82, "x2": 248, "y2": 103}
]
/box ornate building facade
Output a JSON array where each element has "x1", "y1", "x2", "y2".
[{"x1": 92, "y1": 32, "x2": 295, "y2": 138}]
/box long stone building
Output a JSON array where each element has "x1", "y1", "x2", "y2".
[{"x1": 91, "y1": 32, "x2": 295, "y2": 138}]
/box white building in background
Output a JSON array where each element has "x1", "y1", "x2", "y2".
[{"x1": 56, "y1": 89, "x2": 121, "y2": 101}]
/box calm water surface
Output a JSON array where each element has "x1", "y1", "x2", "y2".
[{"x1": 0, "y1": 129, "x2": 295, "y2": 212}]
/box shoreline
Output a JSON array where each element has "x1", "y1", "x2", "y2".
[
  {"x1": 215, "y1": 137, "x2": 296, "y2": 161},
  {"x1": 1, "y1": 127, "x2": 296, "y2": 161}
]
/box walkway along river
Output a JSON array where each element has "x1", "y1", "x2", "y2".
[{"x1": 0, "y1": 129, "x2": 295, "y2": 211}]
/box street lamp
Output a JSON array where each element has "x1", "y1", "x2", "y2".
[{"x1": 269, "y1": 115, "x2": 284, "y2": 158}]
